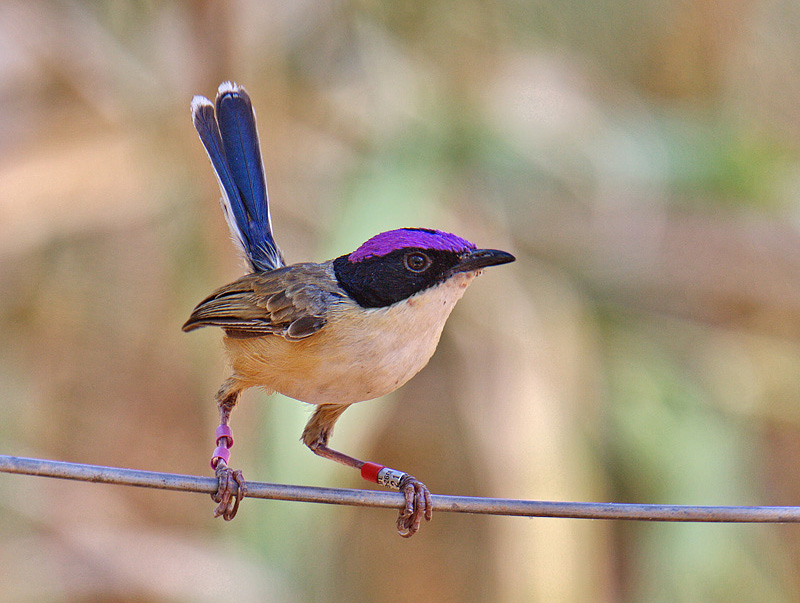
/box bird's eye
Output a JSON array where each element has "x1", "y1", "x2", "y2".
[{"x1": 404, "y1": 251, "x2": 432, "y2": 273}]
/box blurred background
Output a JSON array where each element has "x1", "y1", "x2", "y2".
[{"x1": 3, "y1": 0, "x2": 800, "y2": 601}]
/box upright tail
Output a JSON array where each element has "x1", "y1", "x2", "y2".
[{"x1": 191, "y1": 82, "x2": 284, "y2": 272}]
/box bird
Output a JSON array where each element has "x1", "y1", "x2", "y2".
[{"x1": 184, "y1": 82, "x2": 515, "y2": 537}]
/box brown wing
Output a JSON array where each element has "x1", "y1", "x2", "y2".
[{"x1": 182, "y1": 262, "x2": 344, "y2": 341}]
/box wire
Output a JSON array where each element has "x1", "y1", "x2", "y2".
[{"x1": 2, "y1": 454, "x2": 800, "y2": 522}]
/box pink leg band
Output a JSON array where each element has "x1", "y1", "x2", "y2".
[
  {"x1": 215, "y1": 424, "x2": 234, "y2": 447},
  {"x1": 211, "y1": 446, "x2": 231, "y2": 469}
]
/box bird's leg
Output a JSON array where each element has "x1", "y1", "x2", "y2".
[
  {"x1": 302, "y1": 404, "x2": 432, "y2": 538},
  {"x1": 210, "y1": 378, "x2": 247, "y2": 520}
]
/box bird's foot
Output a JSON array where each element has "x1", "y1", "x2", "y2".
[
  {"x1": 360, "y1": 462, "x2": 431, "y2": 537},
  {"x1": 396, "y1": 474, "x2": 432, "y2": 537},
  {"x1": 210, "y1": 424, "x2": 246, "y2": 520},
  {"x1": 211, "y1": 459, "x2": 247, "y2": 520}
]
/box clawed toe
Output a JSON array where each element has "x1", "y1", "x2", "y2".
[
  {"x1": 396, "y1": 475, "x2": 432, "y2": 538},
  {"x1": 212, "y1": 460, "x2": 247, "y2": 520}
]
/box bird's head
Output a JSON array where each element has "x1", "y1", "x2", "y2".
[{"x1": 332, "y1": 228, "x2": 515, "y2": 308}]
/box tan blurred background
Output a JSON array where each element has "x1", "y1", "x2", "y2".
[{"x1": 3, "y1": 0, "x2": 800, "y2": 601}]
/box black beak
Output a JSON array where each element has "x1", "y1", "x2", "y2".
[{"x1": 452, "y1": 248, "x2": 516, "y2": 274}]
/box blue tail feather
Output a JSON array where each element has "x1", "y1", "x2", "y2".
[
  {"x1": 215, "y1": 88, "x2": 269, "y2": 226},
  {"x1": 191, "y1": 82, "x2": 284, "y2": 272}
]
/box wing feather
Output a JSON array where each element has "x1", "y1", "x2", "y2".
[{"x1": 182, "y1": 262, "x2": 344, "y2": 341}]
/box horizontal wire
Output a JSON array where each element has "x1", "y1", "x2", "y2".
[{"x1": 2, "y1": 454, "x2": 800, "y2": 523}]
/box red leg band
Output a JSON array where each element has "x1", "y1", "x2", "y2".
[
  {"x1": 215, "y1": 424, "x2": 234, "y2": 447},
  {"x1": 361, "y1": 462, "x2": 385, "y2": 483},
  {"x1": 211, "y1": 446, "x2": 231, "y2": 469}
]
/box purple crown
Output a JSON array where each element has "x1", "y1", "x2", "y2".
[{"x1": 348, "y1": 228, "x2": 476, "y2": 262}]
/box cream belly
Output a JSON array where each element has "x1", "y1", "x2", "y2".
[{"x1": 224, "y1": 271, "x2": 477, "y2": 404}]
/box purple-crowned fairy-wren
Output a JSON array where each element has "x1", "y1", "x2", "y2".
[{"x1": 184, "y1": 82, "x2": 515, "y2": 537}]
